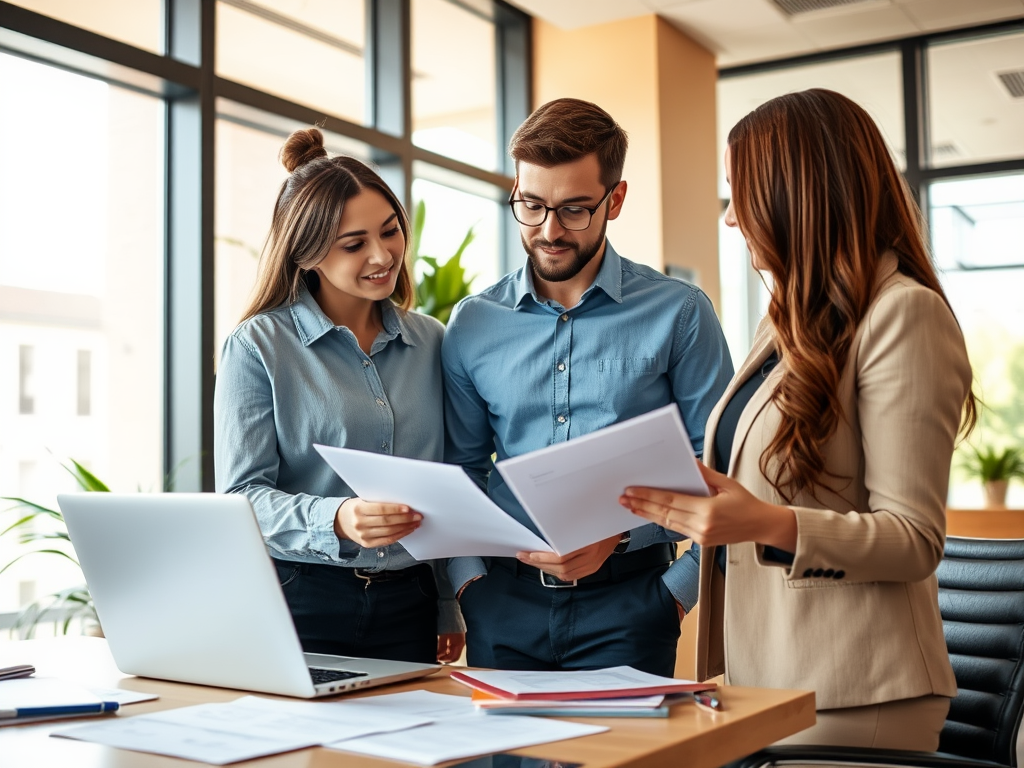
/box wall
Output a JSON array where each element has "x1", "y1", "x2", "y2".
[{"x1": 531, "y1": 15, "x2": 721, "y2": 310}]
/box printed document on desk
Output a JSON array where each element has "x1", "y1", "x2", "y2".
[
  {"x1": 495, "y1": 404, "x2": 709, "y2": 554},
  {"x1": 313, "y1": 445, "x2": 552, "y2": 559},
  {"x1": 55, "y1": 693, "x2": 434, "y2": 765}
]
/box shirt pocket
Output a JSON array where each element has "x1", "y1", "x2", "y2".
[{"x1": 595, "y1": 357, "x2": 657, "y2": 411}]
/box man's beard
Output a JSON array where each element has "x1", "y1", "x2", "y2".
[{"x1": 522, "y1": 218, "x2": 607, "y2": 283}]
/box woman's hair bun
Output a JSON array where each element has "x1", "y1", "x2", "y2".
[{"x1": 280, "y1": 128, "x2": 328, "y2": 173}]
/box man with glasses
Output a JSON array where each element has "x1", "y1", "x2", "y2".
[{"x1": 442, "y1": 98, "x2": 733, "y2": 675}]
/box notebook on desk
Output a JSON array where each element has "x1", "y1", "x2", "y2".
[{"x1": 58, "y1": 493, "x2": 440, "y2": 699}]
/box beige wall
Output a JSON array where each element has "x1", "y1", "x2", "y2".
[
  {"x1": 532, "y1": 15, "x2": 721, "y2": 310},
  {"x1": 533, "y1": 15, "x2": 720, "y2": 678}
]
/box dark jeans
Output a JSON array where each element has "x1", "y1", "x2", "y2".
[
  {"x1": 272, "y1": 559, "x2": 438, "y2": 664},
  {"x1": 459, "y1": 556, "x2": 681, "y2": 676}
]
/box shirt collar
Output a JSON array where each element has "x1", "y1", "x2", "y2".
[
  {"x1": 512, "y1": 239, "x2": 624, "y2": 310},
  {"x1": 290, "y1": 283, "x2": 414, "y2": 348}
]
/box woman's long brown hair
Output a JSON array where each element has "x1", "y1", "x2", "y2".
[
  {"x1": 240, "y1": 128, "x2": 414, "y2": 323},
  {"x1": 727, "y1": 88, "x2": 977, "y2": 502}
]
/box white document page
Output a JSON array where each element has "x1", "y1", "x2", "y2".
[
  {"x1": 54, "y1": 716, "x2": 315, "y2": 765},
  {"x1": 331, "y1": 689, "x2": 475, "y2": 720},
  {"x1": 55, "y1": 694, "x2": 433, "y2": 765},
  {"x1": 327, "y1": 713, "x2": 607, "y2": 766},
  {"x1": 314, "y1": 445, "x2": 552, "y2": 558},
  {"x1": 86, "y1": 687, "x2": 158, "y2": 706},
  {"x1": 0, "y1": 677, "x2": 105, "y2": 710},
  {"x1": 496, "y1": 404, "x2": 709, "y2": 554}
]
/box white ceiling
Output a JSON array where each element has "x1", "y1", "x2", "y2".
[{"x1": 504, "y1": 0, "x2": 1024, "y2": 66}]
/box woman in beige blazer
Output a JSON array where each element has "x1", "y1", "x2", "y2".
[{"x1": 620, "y1": 89, "x2": 977, "y2": 750}]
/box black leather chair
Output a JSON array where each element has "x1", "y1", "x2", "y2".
[{"x1": 728, "y1": 536, "x2": 1024, "y2": 768}]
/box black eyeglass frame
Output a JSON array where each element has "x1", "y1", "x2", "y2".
[{"x1": 507, "y1": 182, "x2": 620, "y2": 231}]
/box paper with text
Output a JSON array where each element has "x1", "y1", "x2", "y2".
[
  {"x1": 327, "y1": 712, "x2": 607, "y2": 765},
  {"x1": 314, "y1": 445, "x2": 552, "y2": 558},
  {"x1": 496, "y1": 404, "x2": 708, "y2": 554},
  {"x1": 55, "y1": 694, "x2": 433, "y2": 765}
]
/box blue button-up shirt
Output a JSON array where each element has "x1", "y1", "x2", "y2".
[
  {"x1": 442, "y1": 243, "x2": 734, "y2": 609},
  {"x1": 214, "y1": 285, "x2": 461, "y2": 632}
]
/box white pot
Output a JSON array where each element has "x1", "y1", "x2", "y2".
[{"x1": 984, "y1": 479, "x2": 1009, "y2": 509}]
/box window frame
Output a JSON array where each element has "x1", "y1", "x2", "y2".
[
  {"x1": 716, "y1": 18, "x2": 1024, "y2": 351},
  {"x1": 0, "y1": 0, "x2": 530, "y2": 490}
]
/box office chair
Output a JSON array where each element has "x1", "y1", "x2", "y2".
[{"x1": 728, "y1": 536, "x2": 1024, "y2": 768}]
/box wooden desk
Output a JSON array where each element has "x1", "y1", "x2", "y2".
[
  {"x1": 0, "y1": 638, "x2": 815, "y2": 768},
  {"x1": 947, "y1": 508, "x2": 1024, "y2": 539}
]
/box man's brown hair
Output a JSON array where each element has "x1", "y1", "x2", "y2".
[{"x1": 508, "y1": 98, "x2": 628, "y2": 188}]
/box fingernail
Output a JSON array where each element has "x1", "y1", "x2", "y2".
[{"x1": 412, "y1": 514, "x2": 422, "y2": 521}]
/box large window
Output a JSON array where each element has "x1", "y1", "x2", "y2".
[
  {"x1": 412, "y1": 0, "x2": 499, "y2": 171},
  {"x1": 716, "y1": 52, "x2": 904, "y2": 366},
  {"x1": 216, "y1": 0, "x2": 367, "y2": 124},
  {"x1": 0, "y1": 52, "x2": 165, "y2": 623},
  {"x1": 0, "y1": 0, "x2": 529, "y2": 636},
  {"x1": 716, "y1": 21, "x2": 1024, "y2": 508}
]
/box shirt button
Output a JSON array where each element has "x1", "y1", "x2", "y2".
[
  {"x1": 557, "y1": 362, "x2": 566, "y2": 372},
  {"x1": 375, "y1": 398, "x2": 385, "y2": 407},
  {"x1": 560, "y1": 313, "x2": 569, "y2": 322},
  {"x1": 377, "y1": 550, "x2": 385, "y2": 558},
  {"x1": 362, "y1": 360, "x2": 370, "y2": 367},
  {"x1": 381, "y1": 442, "x2": 389, "y2": 450},
  {"x1": 557, "y1": 415, "x2": 566, "y2": 424}
]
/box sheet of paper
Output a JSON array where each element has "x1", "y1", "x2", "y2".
[
  {"x1": 55, "y1": 717, "x2": 314, "y2": 765},
  {"x1": 496, "y1": 404, "x2": 709, "y2": 554},
  {"x1": 327, "y1": 713, "x2": 607, "y2": 766},
  {"x1": 314, "y1": 445, "x2": 552, "y2": 558},
  {"x1": 55, "y1": 694, "x2": 434, "y2": 765},
  {"x1": 151, "y1": 696, "x2": 432, "y2": 742},
  {"x1": 330, "y1": 689, "x2": 475, "y2": 720},
  {"x1": 87, "y1": 687, "x2": 158, "y2": 706},
  {"x1": 0, "y1": 677, "x2": 105, "y2": 710}
]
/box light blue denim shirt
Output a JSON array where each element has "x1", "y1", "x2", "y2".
[
  {"x1": 214, "y1": 284, "x2": 462, "y2": 633},
  {"x1": 442, "y1": 242, "x2": 734, "y2": 611}
]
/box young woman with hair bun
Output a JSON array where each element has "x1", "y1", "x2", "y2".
[
  {"x1": 214, "y1": 128, "x2": 464, "y2": 664},
  {"x1": 620, "y1": 89, "x2": 976, "y2": 749}
]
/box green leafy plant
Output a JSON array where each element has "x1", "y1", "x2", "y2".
[
  {"x1": 411, "y1": 199, "x2": 476, "y2": 325},
  {"x1": 961, "y1": 445, "x2": 1024, "y2": 482},
  {"x1": 0, "y1": 459, "x2": 109, "y2": 637}
]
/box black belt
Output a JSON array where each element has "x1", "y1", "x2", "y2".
[
  {"x1": 492, "y1": 543, "x2": 675, "y2": 588},
  {"x1": 272, "y1": 558, "x2": 431, "y2": 584}
]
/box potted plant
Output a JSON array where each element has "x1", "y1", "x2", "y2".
[
  {"x1": 411, "y1": 200, "x2": 476, "y2": 325},
  {"x1": 961, "y1": 445, "x2": 1024, "y2": 509},
  {"x1": 0, "y1": 459, "x2": 109, "y2": 637}
]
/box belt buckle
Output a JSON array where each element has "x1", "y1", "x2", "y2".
[
  {"x1": 539, "y1": 571, "x2": 577, "y2": 588},
  {"x1": 353, "y1": 568, "x2": 384, "y2": 584}
]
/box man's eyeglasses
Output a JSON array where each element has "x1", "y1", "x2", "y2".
[{"x1": 508, "y1": 183, "x2": 618, "y2": 231}]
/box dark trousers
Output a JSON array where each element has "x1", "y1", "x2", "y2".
[
  {"x1": 459, "y1": 552, "x2": 681, "y2": 676},
  {"x1": 272, "y1": 559, "x2": 438, "y2": 664}
]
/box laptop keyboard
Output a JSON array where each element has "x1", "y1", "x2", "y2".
[{"x1": 309, "y1": 667, "x2": 369, "y2": 685}]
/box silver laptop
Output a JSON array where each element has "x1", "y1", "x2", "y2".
[{"x1": 58, "y1": 492, "x2": 441, "y2": 698}]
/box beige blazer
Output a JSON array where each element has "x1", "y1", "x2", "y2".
[{"x1": 695, "y1": 256, "x2": 969, "y2": 710}]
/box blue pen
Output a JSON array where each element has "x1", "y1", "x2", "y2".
[{"x1": 0, "y1": 700, "x2": 119, "y2": 719}]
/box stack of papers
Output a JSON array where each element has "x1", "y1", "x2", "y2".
[
  {"x1": 471, "y1": 690, "x2": 673, "y2": 718},
  {"x1": 452, "y1": 667, "x2": 716, "y2": 718}
]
